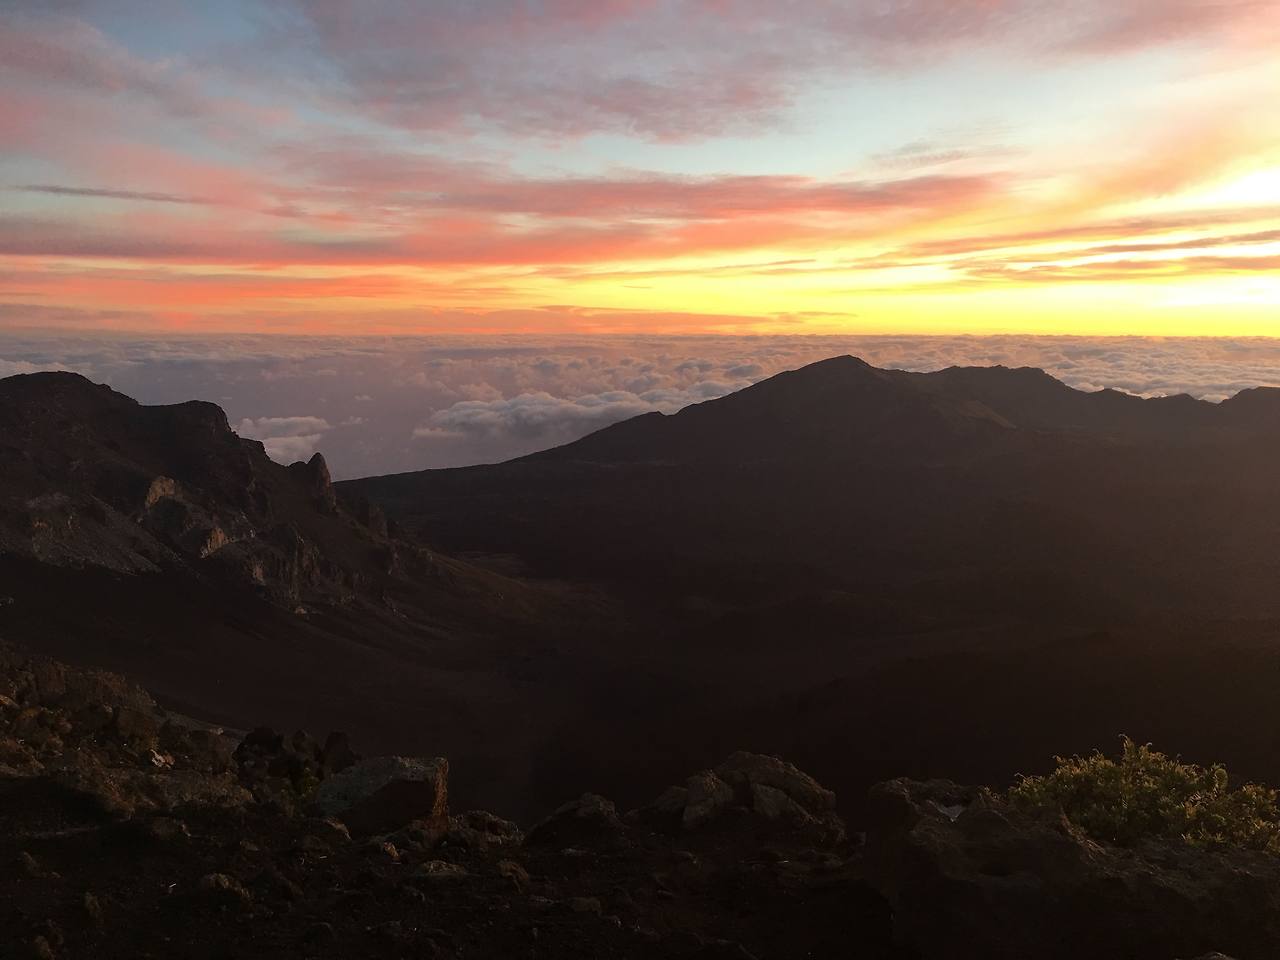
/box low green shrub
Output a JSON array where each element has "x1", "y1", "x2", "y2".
[{"x1": 1007, "y1": 737, "x2": 1280, "y2": 851}]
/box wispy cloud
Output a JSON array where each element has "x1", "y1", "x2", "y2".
[{"x1": 15, "y1": 184, "x2": 205, "y2": 205}]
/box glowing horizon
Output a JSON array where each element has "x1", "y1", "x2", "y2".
[{"x1": 2, "y1": 2, "x2": 1278, "y2": 336}]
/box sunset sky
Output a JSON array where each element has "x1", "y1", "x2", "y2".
[{"x1": 2, "y1": 1, "x2": 1279, "y2": 337}]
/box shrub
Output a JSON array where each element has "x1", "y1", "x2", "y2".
[{"x1": 1007, "y1": 737, "x2": 1280, "y2": 851}]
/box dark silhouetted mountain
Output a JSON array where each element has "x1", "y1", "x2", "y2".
[{"x1": 347, "y1": 356, "x2": 1280, "y2": 621}]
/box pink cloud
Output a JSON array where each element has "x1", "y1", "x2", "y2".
[{"x1": 0, "y1": 168, "x2": 1000, "y2": 267}]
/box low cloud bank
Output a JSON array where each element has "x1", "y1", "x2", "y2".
[{"x1": 1, "y1": 333, "x2": 1278, "y2": 477}]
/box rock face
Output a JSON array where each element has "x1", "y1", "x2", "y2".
[
  {"x1": 0, "y1": 372, "x2": 409, "y2": 604},
  {"x1": 288, "y1": 452, "x2": 338, "y2": 514},
  {"x1": 864, "y1": 777, "x2": 1280, "y2": 960},
  {"x1": 312, "y1": 756, "x2": 449, "y2": 835}
]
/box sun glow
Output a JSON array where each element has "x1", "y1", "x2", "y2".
[{"x1": 1, "y1": 2, "x2": 1278, "y2": 337}]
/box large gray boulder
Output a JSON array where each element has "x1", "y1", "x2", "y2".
[{"x1": 312, "y1": 756, "x2": 448, "y2": 835}]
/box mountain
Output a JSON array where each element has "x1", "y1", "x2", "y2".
[
  {"x1": 340, "y1": 356, "x2": 1280, "y2": 815},
  {"x1": 345, "y1": 356, "x2": 1280, "y2": 621},
  {"x1": 9, "y1": 360, "x2": 1280, "y2": 831}
]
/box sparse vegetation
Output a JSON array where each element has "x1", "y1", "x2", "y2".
[{"x1": 1008, "y1": 737, "x2": 1280, "y2": 851}]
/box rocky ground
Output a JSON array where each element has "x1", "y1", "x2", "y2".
[{"x1": 0, "y1": 640, "x2": 1270, "y2": 959}]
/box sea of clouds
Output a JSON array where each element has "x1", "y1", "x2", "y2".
[{"x1": 2, "y1": 332, "x2": 1279, "y2": 479}]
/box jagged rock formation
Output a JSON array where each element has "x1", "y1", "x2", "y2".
[{"x1": 0, "y1": 372, "x2": 409, "y2": 604}]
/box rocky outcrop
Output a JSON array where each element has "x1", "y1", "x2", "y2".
[
  {"x1": 288, "y1": 452, "x2": 338, "y2": 514},
  {"x1": 636, "y1": 751, "x2": 842, "y2": 838},
  {"x1": 0, "y1": 643, "x2": 249, "y2": 816},
  {"x1": 0, "y1": 373, "x2": 415, "y2": 607},
  {"x1": 526, "y1": 792, "x2": 623, "y2": 847},
  {"x1": 312, "y1": 756, "x2": 449, "y2": 836},
  {"x1": 864, "y1": 777, "x2": 1280, "y2": 960}
]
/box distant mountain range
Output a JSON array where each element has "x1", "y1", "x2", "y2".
[{"x1": 5, "y1": 358, "x2": 1280, "y2": 821}]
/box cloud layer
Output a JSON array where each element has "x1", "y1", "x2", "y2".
[{"x1": 2, "y1": 332, "x2": 1278, "y2": 478}]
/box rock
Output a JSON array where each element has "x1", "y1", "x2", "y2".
[
  {"x1": 435, "y1": 810, "x2": 523, "y2": 852},
  {"x1": 256, "y1": 865, "x2": 304, "y2": 902},
  {"x1": 714, "y1": 752, "x2": 836, "y2": 816},
  {"x1": 749, "y1": 783, "x2": 813, "y2": 823},
  {"x1": 570, "y1": 896, "x2": 603, "y2": 915},
  {"x1": 287, "y1": 453, "x2": 337, "y2": 513},
  {"x1": 461, "y1": 809, "x2": 522, "y2": 843},
  {"x1": 311, "y1": 756, "x2": 448, "y2": 835},
  {"x1": 414, "y1": 859, "x2": 468, "y2": 881},
  {"x1": 143, "y1": 476, "x2": 178, "y2": 509},
  {"x1": 135, "y1": 816, "x2": 191, "y2": 845},
  {"x1": 525, "y1": 793, "x2": 623, "y2": 847},
  {"x1": 363, "y1": 839, "x2": 400, "y2": 862},
  {"x1": 198, "y1": 872, "x2": 252, "y2": 907},
  {"x1": 682, "y1": 770, "x2": 734, "y2": 829},
  {"x1": 19, "y1": 851, "x2": 45, "y2": 877},
  {"x1": 184, "y1": 728, "x2": 234, "y2": 774},
  {"x1": 497, "y1": 859, "x2": 530, "y2": 892},
  {"x1": 864, "y1": 777, "x2": 1280, "y2": 960},
  {"x1": 649, "y1": 785, "x2": 688, "y2": 817},
  {"x1": 639, "y1": 754, "x2": 839, "y2": 833},
  {"x1": 82, "y1": 892, "x2": 104, "y2": 925},
  {"x1": 31, "y1": 936, "x2": 55, "y2": 960},
  {"x1": 320, "y1": 731, "x2": 358, "y2": 774},
  {"x1": 312, "y1": 817, "x2": 352, "y2": 843}
]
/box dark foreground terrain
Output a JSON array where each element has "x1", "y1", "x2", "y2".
[
  {"x1": 2, "y1": 642, "x2": 1270, "y2": 959},
  {"x1": 5, "y1": 360, "x2": 1280, "y2": 956}
]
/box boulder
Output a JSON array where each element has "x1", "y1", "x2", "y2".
[
  {"x1": 312, "y1": 756, "x2": 448, "y2": 835},
  {"x1": 526, "y1": 793, "x2": 622, "y2": 847},
  {"x1": 636, "y1": 753, "x2": 840, "y2": 833},
  {"x1": 113, "y1": 705, "x2": 161, "y2": 748},
  {"x1": 320, "y1": 731, "x2": 358, "y2": 774},
  {"x1": 682, "y1": 770, "x2": 734, "y2": 829},
  {"x1": 714, "y1": 752, "x2": 836, "y2": 816},
  {"x1": 864, "y1": 777, "x2": 1280, "y2": 960}
]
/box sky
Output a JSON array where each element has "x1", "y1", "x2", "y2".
[{"x1": 2, "y1": 0, "x2": 1279, "y2": 338}]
